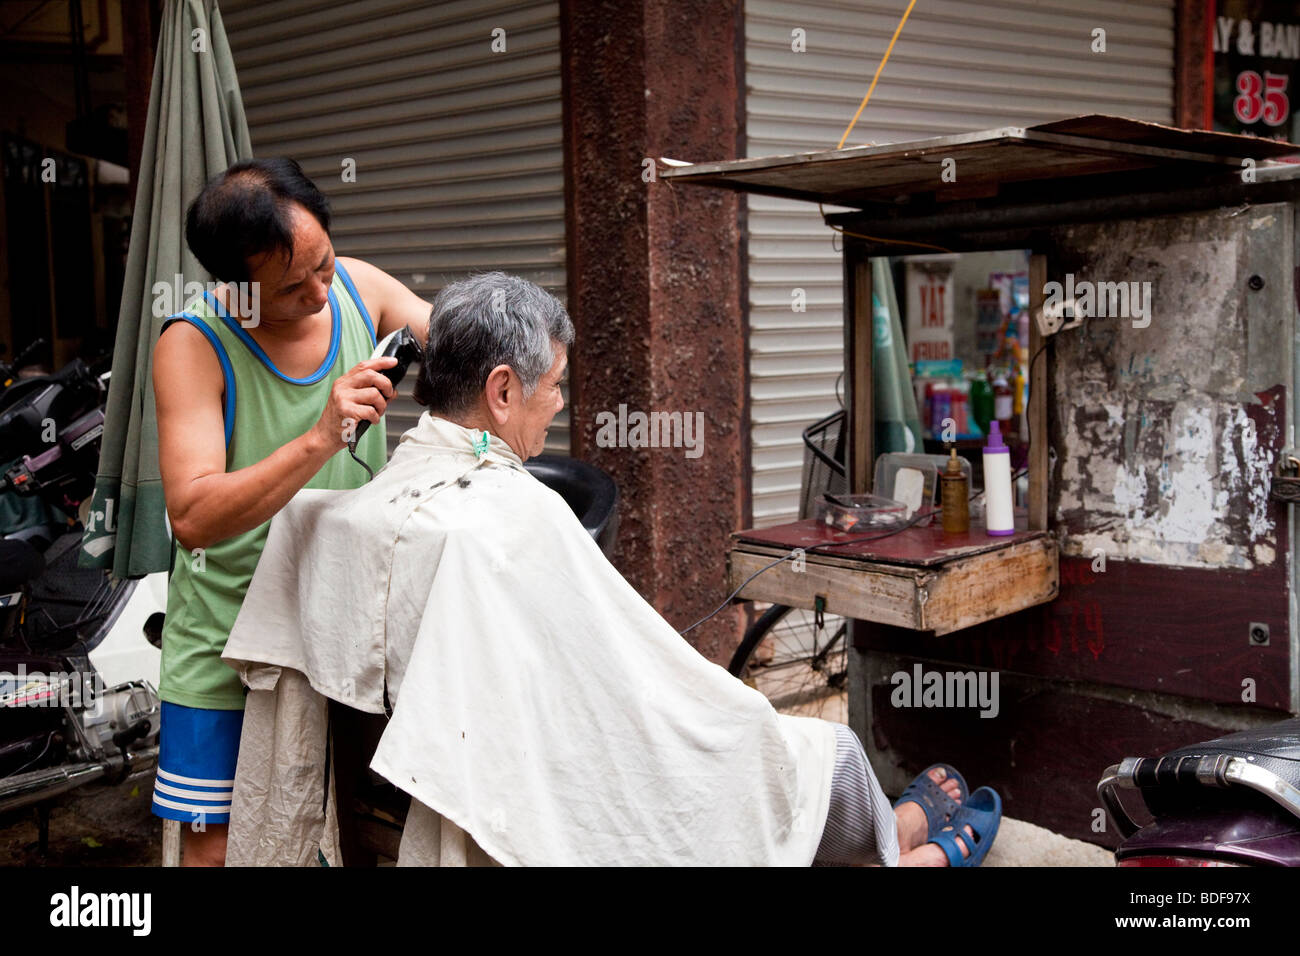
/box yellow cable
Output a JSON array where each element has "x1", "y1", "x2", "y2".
[
  {"x1": 823, "y1": 206, "x2": 952, "y2": 253},
  {"x1": 822, "y1": 0, "x2": 949, "y2": 252},
  {"x1": 836, "y1": 0, "x2": 918, "y2": 149}
]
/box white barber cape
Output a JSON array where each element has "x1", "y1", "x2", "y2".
[{"x1": 222, "y1": 412, "x2": 837, "y2": 866}]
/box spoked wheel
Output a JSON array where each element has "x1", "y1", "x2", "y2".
[{"x1": 728, "y1": 604, "x2": 848, "y2": 720}]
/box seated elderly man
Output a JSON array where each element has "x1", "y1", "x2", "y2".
[{"x1": 220, "y1": 272, "x2": 1000, "y2": 867}]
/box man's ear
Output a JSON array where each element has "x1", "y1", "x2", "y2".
[{"x1": 484, "y1": 364, "x2": 514, "y2": 425}]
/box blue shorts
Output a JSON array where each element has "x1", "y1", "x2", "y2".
[{"x1": 151, "y1": 701, "x2": 244, "y2": 825}]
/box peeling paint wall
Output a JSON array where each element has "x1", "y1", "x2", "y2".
[{"x1": 1048, "y1": 204, "x2": 1292, "y2": 571}]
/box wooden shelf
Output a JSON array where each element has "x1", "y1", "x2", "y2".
[{"x1": 728, "y1": 518, "x2": 1058, "y2": 635}]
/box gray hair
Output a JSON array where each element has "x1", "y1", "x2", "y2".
[{"x1": 412, "y1": 272, "x2": 574, "y2": 416}]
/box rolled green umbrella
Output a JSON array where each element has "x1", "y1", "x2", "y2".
[
  {"x1": 871, "y1": 257, "x2": 922, "y2": 455},
  {"x1": 80, "y1": 0, "x2": 251, "y2": 577}
]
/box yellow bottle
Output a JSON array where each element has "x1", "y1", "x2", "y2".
[{"x1": 941, "y1": 448, "x2": 970, "y2": 534}]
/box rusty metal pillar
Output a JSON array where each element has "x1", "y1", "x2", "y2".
[
  {"x1": 1175, "y1": 0, "x2": 1212, "y2": 130},
  {"x1": 560, "y1": 0, "x2": 749, "y2": 664}
]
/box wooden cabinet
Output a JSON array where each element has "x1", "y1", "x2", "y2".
[{"x1": 729, "y1": 522, "x2": 1057, "y2": 636}]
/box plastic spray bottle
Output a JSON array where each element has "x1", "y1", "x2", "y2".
[{"x1": 983, "y1": 420, "x2": 1015, "y2": 536}]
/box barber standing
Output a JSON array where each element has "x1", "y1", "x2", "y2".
[{"x1": 150, "y1": 158, "x2": 431, "y2": 865}]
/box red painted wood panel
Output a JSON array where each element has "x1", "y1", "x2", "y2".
[
  {"x1": 734, "y1": 518, "x2": 1045, "y2": 567},
  {"x1": 855, "y1": 552, "x2": 1290, "y2": 710}
]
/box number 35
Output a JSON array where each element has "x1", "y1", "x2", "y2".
[{"x1": 1234, "y1": 70, "x2": 1290, "y2": 127}]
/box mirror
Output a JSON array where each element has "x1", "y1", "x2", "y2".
[{"x1": 872, "y1": 249, "x2": 1033, "y2": 511}]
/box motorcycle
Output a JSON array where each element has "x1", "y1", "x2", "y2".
[
  {"x1": 0, "y1": 342, "x2": 164, "y2": 851},
  {"x1": 1098, "y1": 719, "x2": 1300, "y2": 866}
]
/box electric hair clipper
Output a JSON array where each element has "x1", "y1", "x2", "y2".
[{"x1": 349, "y1": 326, "x2": 420, "y2": 472}]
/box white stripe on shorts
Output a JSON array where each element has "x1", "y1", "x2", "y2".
[
  {"x1": 151, "y1": 793, "x2": 232, "y2": 816},
  {"x1": 156, "y1": 766, "x2": 236, "y2": 788},
  {"x1": 152, "y1": 779, "x2": 233, "y2": 803}
]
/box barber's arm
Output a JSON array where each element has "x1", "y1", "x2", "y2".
[
  {"x1": 337, "y1": 256, "x2": 433, "y2": 347},
  {"x1": 154, "y1": 321, "x2": 397, "y2": 552}
]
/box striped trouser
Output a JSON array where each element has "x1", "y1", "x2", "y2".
[{"x1": 812, "y1": 722, "x2": 901, "y2": 866}]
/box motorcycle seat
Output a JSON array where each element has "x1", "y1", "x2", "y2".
[
  {"x1": 1152, "y1": 718, "x2": 1300, "y2": 791},
  {"x1": 0, "y1": 539, "x2": 45, "y2": 592}
]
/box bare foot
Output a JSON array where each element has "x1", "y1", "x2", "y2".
[
  {"x1": 898, "y1": 823, "x2": 976, "y2": 867},
  {"x1": 893, "y1": 767, "x2": 963, "y2": 853}
]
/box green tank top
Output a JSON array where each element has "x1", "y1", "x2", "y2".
[{"x1": 158, "y1": 261, "x2": 388, "y2": 709}]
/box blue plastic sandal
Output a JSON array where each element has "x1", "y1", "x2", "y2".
[
  {"x1": 893, "y1": 763, "x2": 969, "y2": 841},
  {"x1": 931, "y1": 786, "x2": 1001, "y2": 867}
]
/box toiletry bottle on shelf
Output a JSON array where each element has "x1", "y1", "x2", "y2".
[
  {"x1": 983, "y1": 420, "x2": 1015, "y2": 536},
  {"x1": 970, "y1": 376, "x2": 993, "y2": 436},
  {"x1": 941, "y1": 448, "x2": 970, "y2": 534},
  {"x1": 950, "y1": 383, "x2": 968, "y2": 437},
  {"x1": 923, "y1": 381, "x2": 935, "y2": 438},
  {"x1": 931, "y1": 383, "x2": 952, "y2": 438},
  {"x1": 992, "y1": 373, "x2": 1013, "y2": 433},
  {"x1": 1013, "y1": 344, "x2": 1026, "y2": 419}
]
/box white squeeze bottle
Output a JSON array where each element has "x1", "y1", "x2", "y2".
[{"x1": 982, "y1": 420, "x2": 1015, "y2": 536}]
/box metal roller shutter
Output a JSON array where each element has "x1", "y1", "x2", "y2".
[
  {"x1": 744, "y1": 0, "x2": 1175, "y2": 525},
  {"x1": 221, "y1": 0, "x2": 569, "y2": 454}
]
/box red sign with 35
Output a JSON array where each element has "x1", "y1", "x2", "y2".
[{"x1": 1214, "y1": 2, "x2": 1300, "y2": 143}]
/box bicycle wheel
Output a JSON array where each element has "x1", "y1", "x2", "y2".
[{"x1": 728, "y1": 604, "x2": 848, "y2": 720}]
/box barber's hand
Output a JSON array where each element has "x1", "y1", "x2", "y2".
[{"x1": 313, "y1": 356, "x2": 398, "y2": 449}]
